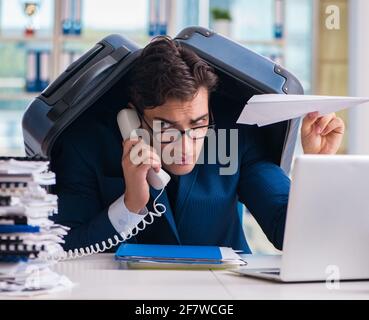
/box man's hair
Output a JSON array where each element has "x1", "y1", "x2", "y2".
[{"x1": 128, "y1": 36, "x2": 218, "y2": 113}]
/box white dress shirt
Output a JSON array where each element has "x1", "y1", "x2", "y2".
[{"x1": 108, "y1": 194, "x2": 148, "y2": 234}]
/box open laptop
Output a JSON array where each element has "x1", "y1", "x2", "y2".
[{"x1": 232, "y1": 155, "x2": 369, "y2": 282}]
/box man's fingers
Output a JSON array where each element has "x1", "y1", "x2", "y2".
[
  {"x1": 122, "y1": 138, "x2": 141, "y2": 158},
  {"x1": 303, "y1": 111, "x2": 320, "y2": 126},
  {"x1": 129, "y1": 143, "x2": 161, "y2": 166},
  {"x1": 137, "y1": 158, "x2": 162, "y2": 176},
  {"x1": 321, "y1": 117, "x2": 345, "y2": 136},
  {"x1": 131, "y1": 151, "x2": 161, "y2": 167},
  {"x1": 138, "y1": 155, "x2": 161, "y2": 168},
  {"x1": 315, "y1": 113, "x2": 336, "y2": 134},
  {"x1": 301, "y1": 111, "x2": 320, "y2": 136},
  {"x1": 302, "y1": 112, "x2": 337, "y2": 136},
  {"x1": 124, "y1": 139, "x2": 157, "y2": 160},
  {"x1": 128, "y1": 140, "x2": 149, "y2": 160}
]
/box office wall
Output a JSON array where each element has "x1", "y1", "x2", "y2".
[
  {"x1": 348, "y1": 0, "x2": 369, "y2": 154},
  {"x1": 314, "y1": 0, "x2": 348, "y2": 154}
]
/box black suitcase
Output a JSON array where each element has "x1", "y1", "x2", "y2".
[{"x1": 22, "y1": 26, "x2": 303, "y2": 174}]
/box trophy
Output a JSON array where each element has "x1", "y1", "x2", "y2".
[{"x1": 21, "y1": 0, "x2": 41, "y2": 36}]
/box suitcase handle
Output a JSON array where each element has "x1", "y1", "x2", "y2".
[
  {"x1": 47, "y1": 46, "x2": 130, "y2": 121},
  {"x1": 65, "y1": 46, "x2": 130, "y2": 106}
]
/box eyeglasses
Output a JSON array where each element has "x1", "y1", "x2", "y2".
[{"x1": 139, "y1": 112, "x2": 216, "y2": 144}]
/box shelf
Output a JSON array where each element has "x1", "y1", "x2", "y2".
[
  {"x1": 0, "y1": 34, "x2": 97, "y2": 44},
  {"x1": 0, "y1": 35, "x2": 53, "y2": 43},
  {"x1": 0, "y1": 92, "x2": 40, "y2": 101},
  {"x1": 59, "y1": 34, "x2": 100, "y2": 43},
  {"x1": 237, "y1": 39, "x2": 286, "y2": 47},
  {"x1": 60, "y1": 34, "x2": 148, "y2": 45}
]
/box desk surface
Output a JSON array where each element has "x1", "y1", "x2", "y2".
[{"x1": 3, "y1": 254, "x2": 369, "y2": 300}]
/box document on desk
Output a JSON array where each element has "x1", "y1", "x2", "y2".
[
  {"x1": 237, "y1": 94, "x2": 369, "y2": 127},
  {"x1": 115, "y1": 244, "x2": 247, "y2": 270},
  {"x1": 0, "y1": 158, "x2": 72, "y2": 296}
]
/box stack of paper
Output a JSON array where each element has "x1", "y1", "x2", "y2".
[
  {"x1": 0, "y1": 158, "x2": 72, "y2": 295},
  {"x1": 237, "y1": 94, "x2": 369, "y2": 127},
  {"x1": 0, "y1": 260, "x2": 72, "y2": 296},
  {"x1": 115, "y1": 244, "x2": 247, "y2": 270}
]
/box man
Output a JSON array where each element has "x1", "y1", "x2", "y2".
[{"x1": 51, "y1": 36, "x2": 345, "y2": 252}]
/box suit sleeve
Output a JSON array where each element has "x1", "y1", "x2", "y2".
[
  {"x1": 50, "y1": 139, "x2": 145, "y2": 251},
  {"x1": 237, "y1": 127, "x2": 291, "y2": 250}
]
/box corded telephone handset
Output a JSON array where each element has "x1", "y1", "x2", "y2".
[
  {"x1": 117, "y1": 108, "x2": 171, "y2": 189},
  {"x1": 55, "y1": 108, "x2": 169, "y2": 260}
]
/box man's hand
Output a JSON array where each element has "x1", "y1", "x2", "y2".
[
  {"x1": 122, "y1": 138, "x2": 162, "y2": 213},
  {"x1": 301, "y1": 111, "x2": 345, "y2": 154}
]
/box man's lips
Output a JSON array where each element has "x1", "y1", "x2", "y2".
[{"x1": 174, "y1": 155, "x2": 194, "y2": 165}]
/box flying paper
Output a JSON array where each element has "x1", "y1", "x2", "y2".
[{"x1": 237, "y1": 94, "x2": 369, "y2": 127}]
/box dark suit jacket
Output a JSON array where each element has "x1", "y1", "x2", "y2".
[{"x1": 50, "y1": 98, "x2": 291, "y2": 253}]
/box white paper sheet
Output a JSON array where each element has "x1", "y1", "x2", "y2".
[
  {"x1": 0, "y1": 159, "x2": 69, "y2": 296},
  {"x1": 236, "y1": 94, "x2": 369, "y2": 127}
]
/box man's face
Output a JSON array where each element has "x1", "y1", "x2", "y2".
[{"x1": 142, "y1": 87, "x2": 210, "y2": 175}]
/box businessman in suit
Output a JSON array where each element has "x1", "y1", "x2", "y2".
[{"x1": 51, "y1": 36, "x2": 345, "y2": 252}]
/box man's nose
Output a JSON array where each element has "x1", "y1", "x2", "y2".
[{"x1": 178, "y1": 131, "x2": 193, "y2": 155}]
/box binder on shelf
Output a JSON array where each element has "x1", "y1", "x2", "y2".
[
  {"x1": 25, "y1": 50, "x2": 37, "y2": 92},
  {"x1": 25, "y1": 50, "x2": 50, "y2": 93},
  {"x1": 149, "y1": 0, "x2": 157, "y2": 36},
  {"x1": 62, "y1": 0, "x2": 83, "y2": 35},
  {"x1": 62, "y1": 0, "x2": 72, "y2": 34},
  {"x1": 158, "y1": 0, "x2": 168, "y2": 35},
  {"x1": 72, "y1": 0, "x2": 82, "y2": 35},
  {"x1": 148, "y1": 0, "x2": 168, "y2": 37},
  {"x1": 274, "y1": 0, "x2": 284, "y2": 39},
  {"x1": 39, "y1": 51, "x2": 50, "y2": 91}
]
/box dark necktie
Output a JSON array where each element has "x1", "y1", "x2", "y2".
[{"x1": 166, "y1": 173, "x2": 179, "y2": 215}]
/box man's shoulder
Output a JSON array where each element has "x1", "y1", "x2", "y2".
[{"x1": 52, "y1": 110, "x2": 121, "y2": 161}]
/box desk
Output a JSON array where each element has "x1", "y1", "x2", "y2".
[{"x1": 3, "y1": 254, "x2": 369, "y2": 299}]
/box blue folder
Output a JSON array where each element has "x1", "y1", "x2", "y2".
[{"x1": 115, "y1": 243, "x2": 223, "y2": 262}]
